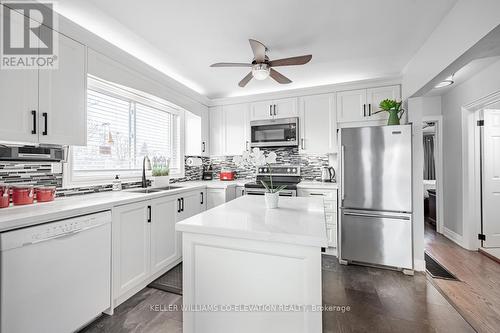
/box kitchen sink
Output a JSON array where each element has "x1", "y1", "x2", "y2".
[{"x1": 127, "y1": 185, "x2": 183, "y2": 194}]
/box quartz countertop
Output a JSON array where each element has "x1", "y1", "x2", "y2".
[{"x1": 176, "y1": 195, "x2": 328, "y2": 247}]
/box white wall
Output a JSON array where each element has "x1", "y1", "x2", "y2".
[
  {"x1": 441, "y1": 58, "x2": 500, "y2": 247},
  {"x1": 402, "y1": 0, "x2": 500, "y2": 99}
]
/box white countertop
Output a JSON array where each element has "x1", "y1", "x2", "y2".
[
  {"x1": 184, "y1": 179, "x2": 251, "y2": 188},
  {"x1": 297, "y1": 181, "x2": 339, "y2": 190},
  {"x1": 0, "y1": 180, "x2": 244, "y2": 233},
  {"x1": 176, "y1": 195, "x2": 328, "y2": 247}
]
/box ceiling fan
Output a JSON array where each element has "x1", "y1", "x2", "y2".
[{"x1": 210, "y1": 39, "x2": 312, "y2": 87}]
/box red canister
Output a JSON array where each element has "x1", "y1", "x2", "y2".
[
  {"x1": 35, "y1": 186, "x2": 56, "y2": 202},
  {"x1": 0, "y1": 184, "x2": 10, "y2": 208},
  {"x1": 12, "y1": 185, "x2": 34, "y2": 206}
]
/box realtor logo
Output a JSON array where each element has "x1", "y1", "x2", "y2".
[{"x1": 1, "y1": 1, "x2": 58, "y2": 69}]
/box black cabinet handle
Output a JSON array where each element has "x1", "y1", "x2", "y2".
[
  {"x1": 269, "y1": 105, "x2": 272, "y2": 117},
  {"x1": 273, "y1": 104, "x2": 277, "y2": 116},
  {"x1": 200, "y1": 192, "x2": 204, "y2": 204},
  {"x1": 368, "y1": 104, "x2": 372, "y2": 116},
  {"x1": 147, "y1": 205, "x2": 151, "y2": 223},
  {"x1": 42, "y1": 112, "x2": 48, "y2": 135},
  {"x1": 31, "y1": 110, "x2": 37, "y2": 134},
  {"x1": 181, "y1": 198, "x2": 184, "y2": 212},
  {"x1": 363, "y1": 104, "x2": 366, "y2": 117},
  {"x1": 202, "y1": 141, "x2": 206, "y2": 153},
  {"x1": 177, "y1": 198, "x2": 181, "y2": 213}
]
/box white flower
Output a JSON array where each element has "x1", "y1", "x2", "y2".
[
  {"x1": 233, "y1": 155, "x2": 243, "y2": 166},
  {"x1": 265, "y1": 151, "x2": 277, "y2": 164}
]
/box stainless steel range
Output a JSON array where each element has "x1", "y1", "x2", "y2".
[{"x1": 244, "y1": 165, "x2": 301, "y2": 196}]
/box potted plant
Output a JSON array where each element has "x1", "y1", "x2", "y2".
[
  {"x1": 151, "y1": 156, "x2": 170, "y2": 187},
  {"x1": 233, "y1": 148, "x2": 285, "y2": 209},
  {"x1": 375, "y1": 99, "x2": 405, "y2": 125}
]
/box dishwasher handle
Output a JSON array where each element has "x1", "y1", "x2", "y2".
[{"x1": 22, "y1": 223, "x2": 106, "y2": 247}]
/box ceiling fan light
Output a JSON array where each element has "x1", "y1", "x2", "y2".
[{"x1": 252, "y1": 64, "x2": 270, "y2": 80}]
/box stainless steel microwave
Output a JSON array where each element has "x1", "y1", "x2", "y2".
[{"x1": 250, "y1": 117, "x2": 299, "y2": 147}]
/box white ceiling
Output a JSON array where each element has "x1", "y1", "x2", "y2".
[{"x1": 58, "y1": 0, "x2": 457, "y2": 99}]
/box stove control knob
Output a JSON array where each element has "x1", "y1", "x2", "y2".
[
  {"x1": 292, "y1": 168, "x2": 297, "y2": 173},
  {"x1": 287, "y1": 168, "x2": 291, "y2": 173},
  {"x1": 264, "y1": 168, "x2": 268, "y2": 172}
]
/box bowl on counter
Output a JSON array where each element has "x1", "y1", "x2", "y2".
[
  {"x1": 0, "y1": 184, "x2": 10, "y2": 208},
  {"x1": 12, "y1": 185, "x2": 34, "y2": 206},
  {"x1": 35, "y1": 186, "x2": 56, "y2": 202}
]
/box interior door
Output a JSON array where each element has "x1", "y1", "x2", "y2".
[
  {"x1": 150, "y1": 196, "x2": 179, "y2": 275},
  {"x1": 38, "y1": 27, "x2": 86, "y2": 146},
  {"x1": 0, "y1": 9, "x2": 39, "y2": 143},
  {"x1": 482, "y1": 109, "x2": 500, "y2": 247}
]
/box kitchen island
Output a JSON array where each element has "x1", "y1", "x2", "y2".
[{"x1": 176, "y1": 195, "x2": 327, "y2": 333}]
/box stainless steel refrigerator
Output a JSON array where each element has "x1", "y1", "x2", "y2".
[{"x1": 339, "y1": 125, "x2": 413, "y2": 270}]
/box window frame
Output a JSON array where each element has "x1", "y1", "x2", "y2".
[{"x1": 64, "y1": 76, "x2": 185, "y2": 187}]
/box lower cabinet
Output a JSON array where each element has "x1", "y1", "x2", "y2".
[
  {"x1": 297, "y1": 188, "x2": 338, "y2": 252},
  {"x1": 207, "y1": 187, "x2": 236, "y2": 210},
  {"x1": 235, "y1": 186, "x2": 245, "y2": 198},
  {"x1": 112, "y1": 189, "x2": 206, "y2": 305}
]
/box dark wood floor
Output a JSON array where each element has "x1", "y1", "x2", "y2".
[
  {"x1": 81, "y1": 255, "x2": 473, "y2": 333},
  {"x1": 425, "y1": 223, "x2": 500, "y2": 333}
]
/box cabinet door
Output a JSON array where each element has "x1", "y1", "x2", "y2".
[
  {"x1": 39, "y1": 28, "x2": 86, "y2": 145},
  {"x1": 300, "y1": 94, "x2": 337, "y2": 154},
  {"x1": 235, "y1": 186, "x2": 245, "y2": 198},
  {"x1": 366, "y1": 85, "x2": 400, "y2": 121},
  {"x1": 113, "y1": 201, "x2": 150, "y2": 298},
  {"x1": 336, "y1": 89, "x2": 366, "y2": 123},
  {"x1": 180, "y1": 190, "x2": 203, "y2": 220},
  {"x1": 273, "y1": 97, "x2": 298, "y2": 119},
  {"x1": 200, "y1": 189, "x2": 207, "y2": 211},
  {"x1": 201, "y1": 108, "x2": 210, "y2": 156},
  {"x1": 224, "y1": 103, "x2": 249, "y2": 155},
  {"x1": 250, "y1": 101, "x2": 273, "y2": 120},
  {"x1": 185, "y1": 111, "x2": 202, "y2": 156},
  {"x1": 0, "y1": 9, "x2": 39, "y2": 143},
  {"x1": 150, "y1": 196, "x2": 179, "y2": 275},
  {"x1": 207, "y1": 188, "x2": 226, "y2": 209},
  {"x1": 209, "y1": 106, "x2": 224, "y2": 156}
]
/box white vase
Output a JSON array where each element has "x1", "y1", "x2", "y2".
[
  {"x1": 265, "y1": 192, "x2": 279, "y2": 209},
  {"x1": 151, "y1": 176, "x2": 170, "y2": 188}
]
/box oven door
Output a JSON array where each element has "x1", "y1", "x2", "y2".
[
  {"x1": 250, "y1": 118, "x2": 298, "y2": 147},
  {"x1": 244, "y1": 188, "x2": 296, "y2": 196}
]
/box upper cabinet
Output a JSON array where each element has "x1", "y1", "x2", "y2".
[
  {"x1": 185, "y1": 109, "x2": 209, "y2": 156},
  {"x1": 250, "y1": 97, "x2": 298, "y2": 121},
  {"x1": 299, "y1": 93, "x2": 337, "y2": 154},
  {"x1": 38, "y1": 28, "x2": 87, "y2": 146},
  {"x1": 337, "y1": 85, "x2": 400, "y2": 124},
  {"x1": 0, "y1": 15, "x2": 87, "y2": 146},
  {"x1": 209, "y1": 104, "x2": 249, "y2": 156}
]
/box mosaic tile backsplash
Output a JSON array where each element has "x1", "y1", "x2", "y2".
[{"x1": 0, "y1": 148, "x2": 334, "y2": 197}]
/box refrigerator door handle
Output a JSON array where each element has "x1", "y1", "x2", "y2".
[
  {"x1": 341, "y1": 145, "x2": 345, "y2": 201},
  {"x1": 343, "y1": 211, "x2": 411, "y2": 220}
]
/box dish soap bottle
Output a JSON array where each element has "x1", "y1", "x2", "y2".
[{"x1": 112, "y1": 175, "x2": 122, "y2": 191}]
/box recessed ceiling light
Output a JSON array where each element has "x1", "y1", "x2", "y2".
[{"x1": 435, "y1": 75, "x2": 454, "y2": 89}]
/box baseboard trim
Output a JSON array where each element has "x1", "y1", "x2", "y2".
[
  {"x1": 443, "y1": 227, "x2": 465, "y2": 248},
  {"x1": 414, "y1": 259, "x2": 426, "y2": 272},
  {"x1": 479, "y1": 248, "x2": 500, "y2": 264}
]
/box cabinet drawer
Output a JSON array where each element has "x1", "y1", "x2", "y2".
[{"x1": 298, "y1": 189, "x2": 337, "y2": 200}]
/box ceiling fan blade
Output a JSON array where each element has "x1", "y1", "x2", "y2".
[
  {"x1": 249, "y1": 39, "x2": 267, "y2": 62},
  {"x1": 238, "y1": 72, "x2": 253, "y2": 87},
  {"x1": 268, "y1": 55, "x2": 312, "y2": 67},
  {"x1": 269, "y1": 68, "x2": 292, "y2": 84},
  {"x1": 210, "y1": 62, "x2": 252, "y2": 67}
]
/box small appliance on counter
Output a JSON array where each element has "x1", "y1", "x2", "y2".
[
  {"x1": 202, "y1": 164, "x2": 213, "y2": 180},
  {"x1": 219, "y1": 169, "x2": 236, "y2": 181},
  {"x1": 321, "y1": 166, "x2": 336, "y2": 182}
]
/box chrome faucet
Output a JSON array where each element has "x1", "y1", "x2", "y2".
[{"x1": 142, "y1": 156, "x2": 151, "y2": 188}]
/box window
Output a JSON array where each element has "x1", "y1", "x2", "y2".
[{"x1": 71, "y1": 77, "x2": 182, "y2": 183}]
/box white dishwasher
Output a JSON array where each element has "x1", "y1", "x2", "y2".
[{"x1": 0, "y1": 211, "x2": 112, "y2": 333}]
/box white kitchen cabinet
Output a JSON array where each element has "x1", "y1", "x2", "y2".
[
  {"x1": 207, "y1": 187, "x2": 236, "y2": 210},
  {"x1": 179, "y1": 189, "x2": 204, "y2": 221},
  {"x1": 185, "y1": 110, "x2": 210, "y2": 156},
  {"x1": 0, "y1": 9, "x2": 39, "y2": 143},
  {"x1": 209, "y1": 104, "x2": 249, "y2": 156},
  {"x1": 337, "y1": 85, "x2": 400, "y2": 124},
  {"x1": 299, "y1": 93, "x2": 337, "y2": 154},
  {"x1": 38, "y1": 28, "x2": 86, "y2": 146},
  {"x1": 112, "y1": 201, "x2": 151, "y2": 299},
  {"x1": 366, "y1": 85, "x2": 400, "y2": 121},
  {"x1": 224, "y1": 104, "x2": 249, "y2": 155},
  {"x1": 235, "y1": 185, "x2": 246, "y2": 198},
  {"x1": 150, "y1": 196, "x2": 179, "y2": 275},
  {"x1": 0, "y1": 15, "x2": 87, "y2": 146},
  {"x1": 249, "y1": 98, "x2": 298, "y2": 120}
]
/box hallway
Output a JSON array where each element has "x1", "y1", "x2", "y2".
[{"x1": 425, "y1": 224, "x2": 500, "y2": 333}]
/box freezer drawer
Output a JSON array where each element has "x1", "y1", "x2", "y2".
[{"x1": 340, "y1": 209, "x2": 412, "y2": 269}]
